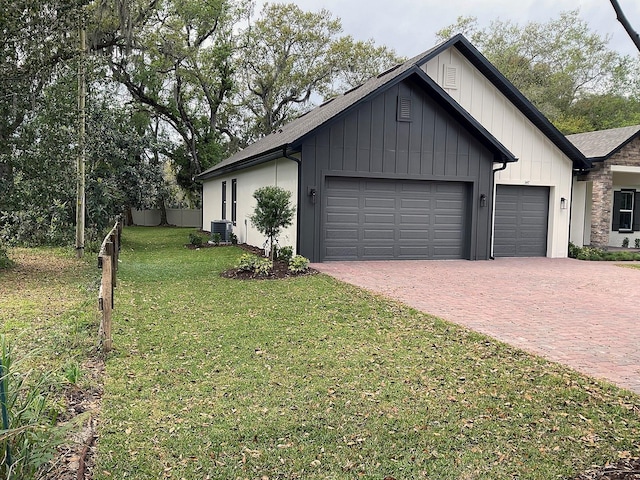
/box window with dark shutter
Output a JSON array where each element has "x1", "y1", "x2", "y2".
[
  {"x1": 221, "y1": 181, "x2": 227, "y2": 220},
  {"x1": 633, "y1": 192, "x2": 640, "y2": 232},
  {"x1": 612, "y1": 189, "x2": 635, "y2": 232},
  {"x1": 231, "y1": 179, "x2": 237, "y2": 226}
]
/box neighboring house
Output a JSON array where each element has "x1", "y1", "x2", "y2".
[
  {"x1": 568, "y1": 125, "x2": 640, "y2": 249},
  {"x1": 196, "y1": 34, "x2": 589, "y2": 262}
]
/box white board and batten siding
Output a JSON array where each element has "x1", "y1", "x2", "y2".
[
  {"x1": 423, "y1": 48, "x2": 573, "y2": 258},
  {"x1": 201, "y1": 157, "x2": 299, "y2": 250}
]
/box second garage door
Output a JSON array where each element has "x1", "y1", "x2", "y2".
[
  {"x1": 494, "y1": 185, "x2": 549, "y2": 257},
  {"x1": 323, "y1": 177, "x2": 468, "y2": 261}
]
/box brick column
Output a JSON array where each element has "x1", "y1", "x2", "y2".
[{"x1": 589, "y1": 162, "x2": 612, "y2": 248}]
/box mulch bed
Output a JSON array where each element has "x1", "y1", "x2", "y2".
[
  {"x1": 220, "y1": 258, "x2": 318, "y2": 280},
  {"x1": 185, "y1": 241, "x2": 318, "y2": 279}
]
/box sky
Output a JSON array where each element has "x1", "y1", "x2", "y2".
[{"x1": 254, "y1": 0, "x2": 640, "y2": 58}]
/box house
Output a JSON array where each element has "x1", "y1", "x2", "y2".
[
  {"x1": 196, "y1": 34, "x2": 589, "y2": 262},
  {"x1": 568, "y1": 125, "x2": 640, "y2": 249}
]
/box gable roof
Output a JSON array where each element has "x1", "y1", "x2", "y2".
[
  {"x1": 198, "y1": 34, "x2": 589, "y2": 181},
  {"x1": 566, "y1": 125, "x2": 640, "y2": 161},
  {"x1": 424, "y1": 35, "x2": 590, "y2": 171}
]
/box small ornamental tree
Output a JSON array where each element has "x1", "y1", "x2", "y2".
[{"x1": 249, "y1": 186, "x2": 296, "y2": 261}]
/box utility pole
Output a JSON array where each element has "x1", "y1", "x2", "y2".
[{"x1": 76, "y1": 13, "x2": 86, "y2": 259}]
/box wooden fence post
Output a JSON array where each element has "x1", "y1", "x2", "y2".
[
  {"x1": 98, "y1": 217, "x2": 121, "y2": 353},
  {"x1": 101, "y1": 241, "x2": 113, "y2": 352}
]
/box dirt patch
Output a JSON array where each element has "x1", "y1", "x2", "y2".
[
  {"x1": 571, "y1": 457, "x2": 640, "y2": 479},
  {"x1": 41, "y1": 359, "x2": 104, "y2": 480}
]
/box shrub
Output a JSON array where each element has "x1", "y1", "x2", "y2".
[
  {"x1": 568, "y1": 242, "x2": 580, "y2": 259},
  {"x1": 188, "y1": 232, "x2": 203, "y2": 247},
  {"x1": 212, "y1": 232, "x2": 222, "y2": 245},
  {"x1": 636, "y1": 238, "x2": 640, "y2": 249},
  {"x1": 569, "y1": 242, "x2": 640, "y2": 261},
  {"x1": 235, "y1": 253, "x2": 273, "y2": 276},
  {"x1": 229, "y1": 232, "x2": 238, "y2": 245},
  {"x1": 253, "y1": 258, "x2": 273, "y2": 276},
  {"x1": 288, "y1": 255, "x2": 310, "y2": 273},
  {"x1": 236, "y1": 253, "x2": 257, "y2": 272},
  {"x1": 0, "y1": 242, "x2": 13, "y2": 270},
  {"x1": 622, "y1": 237, "x2": 630, "y2": 248},
  {"x1": 576, "y1": 246, "x2": 604, "y2": 261},
  {"x1": 279, "y1": 246, "x2": 294, "y2": 263}
]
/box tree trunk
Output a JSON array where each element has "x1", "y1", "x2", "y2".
[
  {"x1": 159, "y1": 198, "x2": 169, "y2": 226},
  {"x1": 124, "y1": 205, "x2": 134, "y2": 226}
]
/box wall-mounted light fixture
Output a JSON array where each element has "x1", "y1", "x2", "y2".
[
  {"x1": 480, "y1": 193, "x2": 487, "y2": 207},
  {"x1": 560, "y1": 197, "x2": 567, "y2": 210}
]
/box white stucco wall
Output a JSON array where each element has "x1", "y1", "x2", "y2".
[
  {"x1": 423, "y1": 48, "x2": 574, "y2": 257},
  {"x1": 201, "y1": 157, "x2": 299, "y2": 251}
]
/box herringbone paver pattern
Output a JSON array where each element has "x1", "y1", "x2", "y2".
[{"x1": 313, "y1": 258, "x2": 640, "y2": 394}]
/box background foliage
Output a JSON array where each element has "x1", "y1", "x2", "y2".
[{"x1": 1, "y1": 2, "x2": 638, "y2": 249}]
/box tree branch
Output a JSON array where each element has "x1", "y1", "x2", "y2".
[{"x1": 609, "y1": 0, "x2": 640, "y2": 52}]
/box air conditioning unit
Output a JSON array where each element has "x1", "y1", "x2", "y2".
[{"x1": 210, "y1": 220, "x2": 233, "y2": 242}]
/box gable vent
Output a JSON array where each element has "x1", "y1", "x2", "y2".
[
  {"x1": 397, "y1": 96, "x2": 412, "y2": 122},
  {"x1": 443, "y1": 64, "x2": 459, "y2": 89}
]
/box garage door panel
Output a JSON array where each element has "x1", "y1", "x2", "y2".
[
  {"x1": 324, "y1": 177, "x2": 468, "y2": 260},
  {"x1": 399, "y1": 246, "x2": 431, "y2": 257},
  {"x1": 365, "y1": 197, "x2": 395, "y2": 208},
  {"x1": 364, "y1": 229, "x2": 395, "y2": 240},
  {"x1": 433, "y1": 245, "x2": 464, "y2": 258},
  {"x1": 326, "y1": 212, "x2": 359, "y2": 224},
  {"x1": 325, "y1": 246, "x2": 359, "y2": 257},
  {"x1": 401, "y1": 198, "x2": 430, "y2": 209},
  {"x1": 400, "y1": 214, "x2": 430, "y2": 224},
  {"x1": 325, "y1": 228, "x2": 358, "y2": 240},
  {"x1": 434, "y1": 229, "x2": 463, "y2": 240},
  {"x1": 435, "y1": 214, "x2": 464, "y2": 225},
  {"x1": 399, "y1": 229, "x2": 429, "y2": 240},
  {"x1": 494, "y1": 185, "x2": 548, "y2": 257},
  {"x1": 326, "y1": 196, "x2": 359, "y2": 208},
  {"x1": 364, "y1": 213, "x2": 395, "y2": 224},
  {"x1": 363, "y1": 246, "x2": 395, "y2": 257}
]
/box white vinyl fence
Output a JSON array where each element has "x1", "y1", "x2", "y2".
[{"x1": 131, "y1": 209, "x2": 202, "y2": 228}]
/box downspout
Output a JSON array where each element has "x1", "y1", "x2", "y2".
[
  {"x1": 283, "y1": 146, "x2": 302, "y2": 255},
  {"x1": 490, "y1": 161, "x2": 509, "y2": 260}
]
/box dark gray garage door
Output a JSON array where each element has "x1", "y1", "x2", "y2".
[
  {"x1": 323, "y1": 177, "x2": 468, "y2": 260},
  {"x1": 494, "y1": 185, "x2": 549, "y2": 257}
]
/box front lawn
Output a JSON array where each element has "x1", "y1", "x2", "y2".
[{"x1": 93, "y1": 227, "x2": 640, "y2": 479}]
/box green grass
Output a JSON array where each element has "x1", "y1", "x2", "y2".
[
  {"x1": 2, "y1": 230, "x2": 639, "y2": 479},
  {"x1": 90, "y1": 227, "x2": 640, "y2": 480},
  {"x1": 619, "y1": 264, "x2": 640, "y2": 271},
  {"x1": 0, "y1": 246, "x2": 98, "y2": 377}
]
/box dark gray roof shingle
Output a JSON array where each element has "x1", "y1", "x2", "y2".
[
  {"x1": 198, "y1": 34, "x2": 590, "y2": 180},
  {"x1": 567, "y1": 125, "x2": 640, "y2": 160},
  {"x1": 197, "y1": 48, "x2": 437, "y2": 179}
]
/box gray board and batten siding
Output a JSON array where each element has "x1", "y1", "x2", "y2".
[{"x1": 297, "y1": 77, "x2": 498, "y2": 262}]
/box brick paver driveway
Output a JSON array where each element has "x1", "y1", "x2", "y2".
[{"x1": 313, "y1": 258, "x2": 640, "y2": 394}]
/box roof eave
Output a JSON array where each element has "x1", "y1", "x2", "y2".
[{"x1": 196, "y1": 146, "x2": 296, "y2": 182}]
